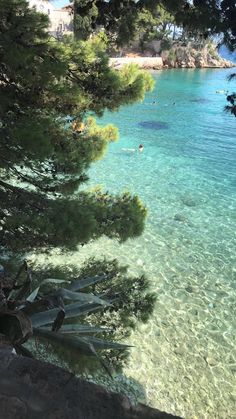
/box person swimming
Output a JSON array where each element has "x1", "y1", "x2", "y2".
[
  {"x1": 139, "y1": 144, "x2": 144, "y2": 153},
  {"x1": 121, "y1": 144, "x2": 144, "y2": 153},
  {"x1": 121, "y1": 148, "x2": 136, "y2": 152},
  {"x1": 216, "y1": 90, "x2": 228, "y2": 94}
]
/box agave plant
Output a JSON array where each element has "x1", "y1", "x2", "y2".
[{"x1": 0, "y1": 261, "x2": 131, "y2": 375}]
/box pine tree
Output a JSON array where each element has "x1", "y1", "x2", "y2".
[
  {"x1": 73, "y1": 0, "x2": 236, "y2": 50},
  {"x1": 0, "y1": 0, "x2": 154, "y2": 252}
]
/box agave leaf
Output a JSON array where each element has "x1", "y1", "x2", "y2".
[
  {"x1": 33, "y1": 327, "x2": 96, "y2": 355},
  {"x1": 56, "y1": 288, "x2": 109, "y2": 306},
  {"x1": 68, "y1": 274, "x2": 111, "y2": 292},
  {"x1": 43, "y1": 324, "x2": 112, "y2": 334},
  {"x1": 82, "y1": 336, "x2": 131, "y2": 351},
  {"x1": 30, "y1": 301, "x2": 108, "y2": 327},
  {"x1": 26, "y1": 279, "x2": 71, "y2": 303},
  {"x1": 14, "y1": 279, "x2": 31, "y2": 301},
  {"x1": 23, "y1": 294, "x2": 64, "y2": 317},
  {"x1": 29, "y1": 307, "x2": 60, "y2": 327},
  {"x1": 52, "y1": 309, "x2": 65, "y2": 332},
  {"x1": 65, "y1": 301, "x2": 110, "y2": 318},
  {"x1": 26, "y1": 287, "x2": 40, "y2": 303},
  {"x1": 33, "y1": 328, "x2": 112, "y2": 377}
]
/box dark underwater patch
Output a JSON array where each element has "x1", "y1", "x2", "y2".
[{"x1": 138, "y1": 121, "x2": 169, "y2": 130}]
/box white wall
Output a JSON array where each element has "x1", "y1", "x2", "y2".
[
  {"x1": 28, "y1": 0, "x2": 54, "y2": 16},
  {"x1": 28, "y1": 0, "x2": 73, "y2": 36},
  {"x1": 50, "y1": 9, "x2": 73, "y2": 36}
]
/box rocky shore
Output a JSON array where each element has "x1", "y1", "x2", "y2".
[
  {"x1": 110, "y1": 44, "x2": 235, "y2": 70},
  {"x1": 161, "y1": 44, "x2": 234, "y2": 69}
]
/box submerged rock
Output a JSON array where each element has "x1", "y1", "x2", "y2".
[
  {"x1": 185, "y1": 285, "x2": 194, "y2": 293},
  {"x1": 181, "y1": 196, "x2": 198, "y2": 207},
  {"x1": 205, "y1": 356, "x2": 218, "y2": 367},
  {"x1": 138, "y1": 121, "x2": 169, "y2": 130},
  {"x1": 174, "y1": 214, "x2": 188, "y2": 223}
]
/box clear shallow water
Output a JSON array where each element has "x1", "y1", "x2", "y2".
[{"x1": 38, "y1": 69, "x2": 236, "y2": 418}]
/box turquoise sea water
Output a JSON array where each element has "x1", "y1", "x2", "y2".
[
  {"x1": 87, "y1": 69, "x2": 236, "y2": 418},
  {"x1": 38, "y1": 69, "x2": 236, "y2": 418}
]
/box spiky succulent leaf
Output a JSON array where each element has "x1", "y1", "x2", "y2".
[
  {"x1": 43, "y1": 324, "x2": 112, "y2": 334},
  {"x1": 68, "y1": 274, "x2": 111, "y2": 292},
  {"x1": 30, "y1": 301, "x2": 109, "y2": 328}
]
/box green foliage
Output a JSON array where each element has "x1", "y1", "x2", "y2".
[
  {"x1": 207, "y1": 42, "x2": 219, "y2": 60},
  {"x1": 224, "y1": 73, "x2": 236, "y2": 118},
  {"x1": 136, "y1": 5, "x2": 174, "y2": 46},
  {"x1": 225, "y1": 92, "x2": 236, "y2": 117},
  {"x1": 73, "y1": 0, "x2": 99, "y2": 40},
  {"x1": 0, "y1": 3, "x2": 155, "y2": 378},
  {"x1": 73, "y1": 1, "x2": 236, "y2": 51},
  {"x1": 161, "y1": 38, "x2": 173, "y2": 51},
  {"x1": 1, "y1": 260, "x2": 145, "y2": 375},
  {"x1": 29, "y1": 257, "x2": 156, "y2": 371},
  {"x1": 0, "y1": 0, "x2": 154, "y2": 253},
  {"x1": 168, "y1": 48, "x2": 176, "y2": 62}
]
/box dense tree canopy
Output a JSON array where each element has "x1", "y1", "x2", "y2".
[
  {"x1": 0, "y1": 0, "x2": 157, "y2": 371},
  {"x1": 0, "y1": 0, "x2": 154, "y2": 252},
  {"x1": 73, "y1": 0, "x2": 236, "y2": 50},
  {"x1": 134, "y1": 4, "x2": 175, "y2": 51}
]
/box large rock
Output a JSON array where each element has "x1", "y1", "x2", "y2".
[
  {"x1": 162, "y1": 43, "x2": 235, "y2": 68},
  {"x1": 0, "y1": 347, "x2": 182, "y2": 419}
]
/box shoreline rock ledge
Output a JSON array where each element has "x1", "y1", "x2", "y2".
[
  {"x1": 0, "y1": 347, "x2": 182, "y2": 419},
  {"x1": 110, "y1": 50, "x2": 235, "y2": 70}
]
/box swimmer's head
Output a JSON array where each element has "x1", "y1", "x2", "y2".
[{"x1": 139, "y1": 144, "x2": 144, "y2": 152}]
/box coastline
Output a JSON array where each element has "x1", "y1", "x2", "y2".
[{"x1": 110, "y1": 55, "x2": 235, "y2": 70}]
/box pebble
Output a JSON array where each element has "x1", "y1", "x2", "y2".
[
  {"x1": 174, "y1": 347, "x2": 185, "y2": 356},
  {"x1": 185, "y1": 285, "x2": 194, "y2": 293},
  {"x1": 206, "y1": 357, "x2": 217, "y2": 366}
]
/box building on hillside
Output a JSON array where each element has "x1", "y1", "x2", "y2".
[{"x1": 28, "y1": 0, "x2": 73, "y2": 37}]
